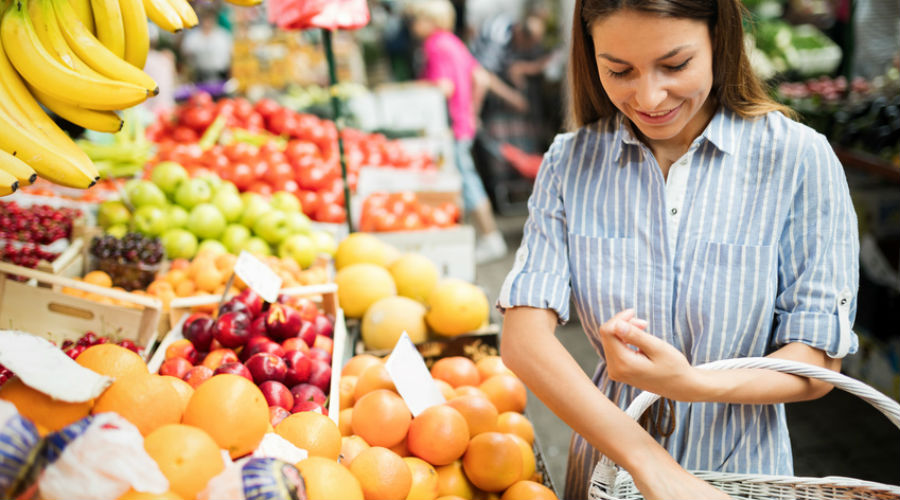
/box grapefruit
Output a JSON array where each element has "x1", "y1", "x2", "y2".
[
  {"x1": 335, "y1": 263, "x2": 397, "y2": 318},
  {"x1": 335, "y1": 233, "x2": 389, "y2": 270},
  {"x1": 425, "y1": 280, "x2": 489, "y2": 336},
  {"x1": 389, "y1": 253, "x2": 440, "y2": 303},
  {"x1": 361, "y1": 296, "x2": 428, "y2": 350}
]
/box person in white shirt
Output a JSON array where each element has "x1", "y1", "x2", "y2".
[{"x1": 180, "y1": 11, "x2": 233, "y2": 83}]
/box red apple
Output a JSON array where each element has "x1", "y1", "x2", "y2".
[
  {"x1": 313, "y1": 335, "x2": 333, "y2": 357},
  {"x1": 214, "y1": 361, "x2": 253, "y2": 381},
  {"x1": 293, "y1": 298, "x2": 319, "y2": 323},
  {"x1": 241, "y1": 338, "x2": 286, "y2": 361},
  {"x1": 213, "y1": 311, "x2": 251, "y2": 348},
  {"x1": 246, "y1": 352, "x2": 287, "y2": 384},
  {"x1": 165, "y1": 339, "x2": 199, "y2": 364},
  {"x1": 265, "y1": 304, "x2": 303, "y2": 341},
  {"x1": 281, "y1": 337, "x2": 309, "y2": 354},
  {"x1": 159, "y1": 357, "x2": 193, "y2": 379},
  {"x1": 308, "y1": 359, "x2": 332, "y2": 394},
  {"x1": 297, "y1": 321, "x2": 316, "y2": 347},
  {"x1": 248, "y1": 315, "x2": 268, "y2": 339},
  {"x1": 259, "y1": 380, "x2": 294, "y2": 410},
  {"x1": 290, "y1": 400, "x2": 324, "y2": 414},
  {"x1": 290, "y1": 383, "x2": 326, "y2": 406},
  {"x1": 269, "y1": 406, "x2": 291, "y2": 427},
  {"x1": 202, "y1": 348, "x2": 240, "y2": 370},
  {"x1": 183, "y1": 314, "x2": 215, "y2": 351},
  {"x1": 283, "y1": 350, "x2": 312, "y2": 386},
  {"x1": 183, "y1": 365, "x2": 213, "y2": 388},
  {"x1": 308, "y1": 347, "x2": 331, "y2": 365},
  {"x1": 313, "y1": 314, "x2": 334, "y2": 338},
  {"x1": 218, "y1": 298, "x2": 250, "y2": 317},
  {"x1": 235, "y1": 289, "x2": 265, "y2": 319}
]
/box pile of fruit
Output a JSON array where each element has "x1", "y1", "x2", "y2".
[
  {"x1": 329, "y1": 352, "x2": 557, "y2": 500},
  {"x1": 0, "y1": 243, "x2": 58, "y2": 272},
  {"x1": 0, "y1": 200, "x2": 80, "y2": 244},
  {"x1": 62, "y1": 269, "x2": 148, "y2": 307},
  {"x1": 90, "y1": 233, "x2": 164, "y2": 290},
  {"x1": 158, "y1": 288, "x2": 336, "y2": 418},
  {"x1": 332, "y1": 233, "x2": 490, "y2": 350},
  {"x1": 359, "y1": 191, "x2": 460, "y2": 232}
]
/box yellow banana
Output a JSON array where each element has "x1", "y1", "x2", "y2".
[
  {"x1": 52, "y1": 0, "x2": 157, "y2": 93},
  {"x1": 142, "y1": 0, "x2": 181, "y2": 32},
  {"x1": 166, "y1": 0, "x2": 196, "y2": 28},
  {"x1": 223, "y1": 0, "x2": 261, "y2": 6},
  {"x1": 29, "y1": 0, "x2": 106, "y2": 79},
  {"x1": 1, "y1": 0, "x2": 150, "y2": 110},
  {"x1": 70, "y1": 0, "x2": 93, "y2": 33},
  {"x1": 0, "y1": 149, "x2": 36, "y2": 187},
  {"x1": 0, "y1": 166, "x2": 19, "y2": 196},
  {"x1": 89, "y1": 0, "x2": 124, "y2": 58},
  {"x1": 29, "y1": 84, "x2": 123, "y2": 133},
  {"x1": 118, "y1": 0, "x2": 148, "y2": 68}
]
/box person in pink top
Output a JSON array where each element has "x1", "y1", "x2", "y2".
[{"x1": 409, "y1": 0, "x2": 527, "y2": 263}]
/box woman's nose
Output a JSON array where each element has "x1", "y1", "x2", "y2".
[{"x1": 634, "y1": 75, "x2": 667, "y2": 110}]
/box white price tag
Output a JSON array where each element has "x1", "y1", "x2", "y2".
[
  {"x1": 234, "y1": 251, "x2": 283, "y2": 303},
  {"x1": 385, "y1": 332, "x2": 446, "y2": 416}
]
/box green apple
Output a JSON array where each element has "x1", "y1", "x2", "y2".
[
  {"x1": 106, "y1": 224, "x2": 128, "y2": 239},
  {"x1": 278, "y1": 234, "x2": 316, "y2": 269},
  {"x1": 187, "y1": 203, "x2": 226, "y2": 240},
  {"x1": 253, "y1": 210, "x2": 290, "y2": 244},
  {"x1": 151, "y1": 161, "x2": 189, "y2": 197},
  {"x1": 196, "y1": 173, "x2": 223, "y2": 193},
  {"x1": 161, "y1": 228, "x2": 198, "y2": 259},
  {"x1": 212, "y1": 190, "x2": 243, "y2": 223},
  {"x1": 98, "y1": 200, "x2": 131, "y2": 229},
  {"x1": 175, "y1": 178, "x2": 213, "y2": 210},
  {"x1": 270, "y1": 191, "x2": 302, "y2": 214},
  {"x1": 242, "y1": 237, "x2": 272, "y2": 257},
  {"x1": 221, "y1": 224, "x2": 251, "y2": 254},
  {"x1": 215, "y1": 182, "x2": 240, "y2": 197},
  {"x1": 198, "y1": 239, "x2": 228, "y2": 256},
  {"x1": 131, "y1": 205, "x2": 168, "y2": 236},
  {"x1": 165, "y1": 205, "x2": 189, "y2": 229},
  {"x1": 127, "y1": 180, "x2": 167, "y2": 208},
  {"x1": 240, "y1": 196, "x2": 271, "y2": 229},
  {"x1": 284, "y1": 212, "x2": 311, "y2": 235},
  {"x1": 309, "y1": 230, "x2": 337, "y2": 257}
]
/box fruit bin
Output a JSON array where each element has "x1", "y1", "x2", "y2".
[
  {"x1": 148, "y1": 283, "x2": 347, "y2": 423},
  {"x1": 0, "y1": 262, "x2": 164, "y2": 360}
]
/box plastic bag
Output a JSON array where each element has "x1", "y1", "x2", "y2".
[
  {"x1": 0, "y1": 400, "x2": 41, "y2": 499},
  {"x1": 199, "y1": 456, "x2": 306, "y2": 500},
  {"x1": 266, "y1": 0, "x2": 369, "y2": 31}
]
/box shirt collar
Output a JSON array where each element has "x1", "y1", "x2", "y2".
[{"x1": 612, "y1": 106, "x2": 735, "y2": 162}]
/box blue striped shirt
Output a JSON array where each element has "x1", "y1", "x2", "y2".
[{"x1": 498, "y1": 107, "x2": 860, "y2": 493}]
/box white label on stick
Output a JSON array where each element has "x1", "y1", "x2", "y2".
[
  {"x1": 385, "y1": 332, "x2": 446, "y2": 416},
  {"x1": 234, "y1": 251, "x2": 283, "y2": 303}
]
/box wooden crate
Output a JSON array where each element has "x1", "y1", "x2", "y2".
[
  {"x1": 34, "y1": 238, "x2": 85, "y2": 279},
  {"x1": 0, "y1": 262, "x2": 164, "y2": 360}
]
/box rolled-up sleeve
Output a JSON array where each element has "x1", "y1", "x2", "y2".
[
  {"x1": 497, "y1": 135, "x2": 572, "y2": 323},
  {"x1": 772, "y1": 133, "x2": 860, "y2": 358}
]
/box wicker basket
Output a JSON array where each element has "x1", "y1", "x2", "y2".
[{"x1": 589, "y1": 357, "x2": 900, "y2": 500}]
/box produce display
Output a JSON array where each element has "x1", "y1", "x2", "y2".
[
  {"x1": 0, "y1": 201, "x2": 81, "y2": 272},
  {"x1": 359, "y1": 191, "x2": 461, "y2": 232},
  {"x1": 90, "y1": 233, "x2": 164, "y2": 291}
]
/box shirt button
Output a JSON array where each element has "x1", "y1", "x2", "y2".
[{"x1": 670, "y1": 208, "x2": 678, "y2": 216}]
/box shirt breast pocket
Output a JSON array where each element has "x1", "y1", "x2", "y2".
[
  {"x1": 678, "y1": 240, "x2": 778, "y2": 362},
  {"x1": 567, "y1": 233, "x2": 637, "y2": 352}
]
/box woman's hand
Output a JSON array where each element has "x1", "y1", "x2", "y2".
[{"x1": 599, "y1": 309, "x2": 702, "y2": 401}]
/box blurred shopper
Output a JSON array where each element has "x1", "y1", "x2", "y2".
[
  {"x1": 408, "y1": 0, "x2": 528, "y2": 263},
  {"x1": 498, "y1": 0, "x2": 860, "y2": 498},
  {"x1": 143, "y1": 25, "x2": 176, "y2": 115},
  {"x1": 180, "y1": 9, "x2": 233, "y2": 84}
]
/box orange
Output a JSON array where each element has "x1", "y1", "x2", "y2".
[
  {"x1": 340, "y1": 375, "x2": 358, "y2": 410},
  {"x1": 500, "y1": 481, "x2": 557, "y2": 500},
  {"x1": 83, "y1": 270, "x2": 113, "y2": 287},
  {"x1": 182, "y1": 374, "x2": 269, "y2": 458},
  {"x1": 169, "y1": 258, "x2": 190, "y2": 271},
  {"x1": 349, "y1": 446, "x2": 412, "y2": 500},
  {"x1": 339, "y1": 435, "x2": 370, "y2": 467},
  {"x1": 276, "y1": 411, "x2": 342, "y2": 460},
  {"x1": 496, "y1": 412, "x2": 534, "y2": 445},
  {"x1": 434, "y1": 380, "x2": 456, "y2": 401},
  {"x1": 339, "y1": 407, "x2": 354, "y2": 436},
  {"x1": 389, "y1": 436, "x2": 410, "y2": 457},
  {"x1": 453, "y1": 386, "x2": 487, "y2": 399},
  {"x1": 143, "y1": 424, "x2": 224, "y2": 500},
  {"x1": 92, "y1": 374, "x2": 182, "y2": 435},
  {"x1": 160, "y1": 375, "x2": 194, "y2": 418},
  {"x1": 354, "y1": 363, "x2": 397, "y2": 399},
  {"x1": 174, "y1": 280, "x2": 197, "y2": 297},
  {"x1": 76, "y1": 343, "x2": 148, "y2": 378},
  {"x1": 474, "y1": 356, "x2": 513, "y2": 382},
  {"x1": 0, "y1": 377, "x2": 92, "y2": 432},
  {"x1": 214, "y1": 253, "x2": 237, "y2": 272},
  {"x1": 435, "y1": 461, "x2": 475, "y2": 500},
  {"x1": 479, "y1": 375, "x2": 527, "y2": 414},
  {"x1": 404, "y1": 457, "x2": 439, "y2": 500},
  {"x1": 507, "y1": 434, "x2": 535, "y2": 482},
  {"x1": 295, "y1": 456, "x2": 364, "y2": 500},
  {"x1": 436, "y1": 497, "x2": 469, "y2": 500},
  {"x1": 343, "y1": 354, "x2": 382, "y2": 377},
  {"x1": 462, "y1": 432, "x2": 522, "y2": 492},
  {"x1": 446, "y1": 396, "x2": 498, "y2": 438},
  {"x1": 430, "y1": 357, "x2": 480, "y2": 388},
  {"x1": 194, "y1": 264, "x2": 222, "y2": 294},
  {"x1": 117, "y1": 489, "x2": 184, "y2": 500},
  {"x1": 351, "y1": 389, "x2": 410, "y2": 448},
  {"x1": 164, "y1": 269, "x2": 188, "y2": 287},
  {"x1": 407, "y1": 405, "x2": 469, "y2": 466}
]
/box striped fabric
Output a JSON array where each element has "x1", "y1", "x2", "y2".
[{"x1": 497, "y1": 107, "x2": 860, "y2": 500}]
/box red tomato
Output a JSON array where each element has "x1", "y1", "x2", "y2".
[
  {"x1": 284, "y1": 140, "x2": 319, "y2": 161},
  {"x1": 224, "y1": 142, "x2": 255, "y2": 162},
  {"x1": 314, "y1": 203, "x2": 346, "y2": 224},
  {"x1": 263, "y1": 150, "x2": 288, "y2": 166},
  {"x1": 248, "y1": 181, "x2": 273, "y2": 196},
  {"x1": 215, "y1": 99, "x2": 235, "y2": 119},
  {"x1": 181, "y1": 106, "x2": 215, "y2": 131},
  {"x1": 263, "y1": 162, "x2": 293, "y2": 186},
  {"x1": 188, "y1": 91, "x2": 213, "y2": 107},
  {"x1": 266, "y1": 108, "x2": 296, "y2": 136},
  {"x1": 440, "y1": 202, "x2": 461, "y2": 223},
  {"x1": 399, "y1": 212, "x2": 423, "y2": 231},
  {"x1": 297, "y1": 166, "x2": 330, "y2": 191},
  {"x1": 244, "y1": 113, "x2": 265, "y2": 132},
  {"x1": 250, "y1": 159, "x2": 269, "y2": 178},
  {"x1": 272, "y1": 178, "x2": 299, "y2": 193},
  {"x1": 254, "y1": 98, "x2": 281, "y2": 118},
  {"x1": 202, "y1": 150, "x2": 229, "y2": 172},
  {"x1": 430, "y1": 208, "x2": 454, "y2": 228},
  {"x1": 172, "y1": 126, "x2": 199, "y2": 143},
  {"x1": 297, "y1": 190, "x2": 320, "y2": 217},
  {"x1": 232, "y1": 98, "x2": 253, "y2": 120},
  {"x1": 374, "y1": 211, "x2": 399, "y2": 232},
  {"x1": 231, "y1": 163, "x2": 254, "y2": 190}
]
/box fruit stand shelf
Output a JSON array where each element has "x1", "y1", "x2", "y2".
[{"x1": 833, "y1": 146, "x2": 900, "y2": 184}]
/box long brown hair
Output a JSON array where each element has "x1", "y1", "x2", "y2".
[{"x1": 569, "y1": 0, "x2": 794, "y2": 127}]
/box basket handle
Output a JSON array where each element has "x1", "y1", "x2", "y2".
[{"x1": 597, "y1": 357, "x2": 900, "y2": 469}]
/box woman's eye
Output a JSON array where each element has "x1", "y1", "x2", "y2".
[
  {"x1": 665, "y1": 58, "x2": 692, "y2": 72},
  {"x1": 606, "y1": 68, "x2": 631, "y2": 78}
]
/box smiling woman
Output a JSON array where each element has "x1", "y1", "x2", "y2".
[{"x1": 497, "y1": 0, "x2": 859, "y2": 498}]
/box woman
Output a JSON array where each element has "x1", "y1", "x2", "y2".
[{"x1": 497, "y1": 0, "x2": 859, "y2": 498}]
